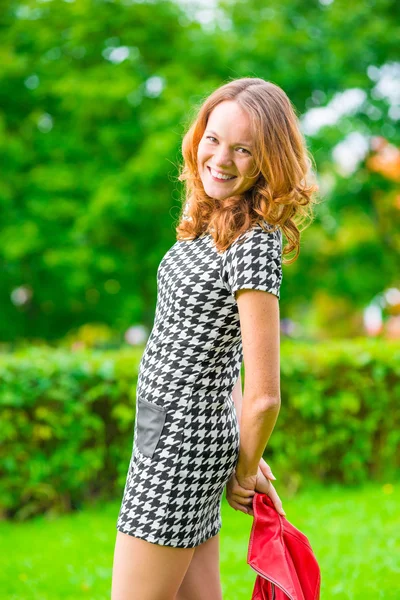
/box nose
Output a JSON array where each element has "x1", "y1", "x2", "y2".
[{"x1": 213, "y1": 144, "x2": 233, "y2": 168}]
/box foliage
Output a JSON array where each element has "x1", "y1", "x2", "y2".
[
  {"x1": 0, "y1": 0, "x2": 399, "y2": 340},
  {"x1": 0, "y1": 345, "x2": 142, "y2": 520},
  {"x1": 1, "y1": 338, "x2": 399, "y2": 520},
  {"x1": 276, "y1": 337, "x2": 400, "y2": 490}
]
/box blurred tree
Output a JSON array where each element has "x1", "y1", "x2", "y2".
[
  {"x1": 0, "y1": 0, "x2": 399, "y2": 341},
  {"x1": 215, "y1": 0, "x2": 400, "y2": 334}
]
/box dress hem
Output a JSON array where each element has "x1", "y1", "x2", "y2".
[{"x1": 115, "y1": 521, "x2": 222, "y2": 549}]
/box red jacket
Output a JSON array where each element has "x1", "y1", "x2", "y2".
[{"x1": 247, "y1": 493, "x2": 321, "y2": 600}]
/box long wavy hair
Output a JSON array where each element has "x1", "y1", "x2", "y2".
[{"x1": 175, "y1": 77, "x2": 320, "y2": 262}]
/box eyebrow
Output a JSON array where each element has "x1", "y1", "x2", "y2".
[{"x1": 205, "y1": 129, "x2": 253, "y2": 148}]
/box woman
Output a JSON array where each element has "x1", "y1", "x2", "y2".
[{"x1": 112, "y1": 77, "x2": 318, "y2": 599}]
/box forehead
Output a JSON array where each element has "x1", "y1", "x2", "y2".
[{"x1": 207, "y1": 101, "x2": 253, "y2": 143}]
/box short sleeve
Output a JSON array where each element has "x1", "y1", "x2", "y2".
[{"x1": 220, "y1": 225, "x2": 283, "y2": 300}]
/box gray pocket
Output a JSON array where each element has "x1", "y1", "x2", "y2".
[{"x1": 135, "y1": 397, "x2": 167, "y2": 458}]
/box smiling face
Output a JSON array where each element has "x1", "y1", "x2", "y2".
[{"x1": 197, "y1": 100, "x2": 260, "y2": 201}]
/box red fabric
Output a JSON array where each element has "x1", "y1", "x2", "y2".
[{"x1": 247, "y1": 493, "x2": 321, "y2": 600}]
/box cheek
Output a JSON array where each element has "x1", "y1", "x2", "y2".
[
  {"x1": 197, "y1": 144, "x2": 209, "y2": 165},
  {"x1": 242, "y1": 159, "x2": 258, "y2": 179},
  {"x1": 197, "y1": 149, "x2": 209, "y2": 179}
]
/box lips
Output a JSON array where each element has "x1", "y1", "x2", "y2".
[{"x1": 207, "y1": 166, "x2": 237, "y2": 181}]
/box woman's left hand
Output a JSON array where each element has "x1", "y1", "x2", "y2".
[
  {"x1": 250, "y1": 461, "x2": 286, "y2": 518},
  {"x1": 258, "y1": 457, "x2": 277, "y2": 482}
]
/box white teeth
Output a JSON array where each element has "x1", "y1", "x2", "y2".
[{"x1": 210, "y1": 168, "x2": 235, "y2": 180}]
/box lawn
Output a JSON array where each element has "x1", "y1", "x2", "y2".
[{"x1": 1, "y1": 481, "x2": 399, "y2": 599}]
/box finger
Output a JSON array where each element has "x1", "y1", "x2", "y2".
[
  {"x1": 255, "y1": 476, "x2": 271, "y2": 495},
  {"x1": 267, "y1": 483, "x2": 286, "y2": 516},
  {"x1": 261, "y1": 460, "x2": 276, "y2": 479},
  {"x1": 259, "y1": 460, "x2": 276, "y2": 481},
  {"x1": 231, "y1": 494, "x2": 254, "y2": 505},
  {"x1": 231, "y1": 491, "x2": 254, "y2": 504},
  {"x1": 229, "y1": 498, "x2": 254, "y2": 517},
  {"x1": 228, "y1": 499, "x2": 249, "y2": 514},
  {"x1": 232, "y1": 486, "x2": 256, "y2": 498}
]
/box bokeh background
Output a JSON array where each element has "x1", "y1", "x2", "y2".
[{"x1": 1, "y1": 0, "x2": 399, "y2": 598}]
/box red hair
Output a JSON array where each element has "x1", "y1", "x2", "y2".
[{"x1": 175, "y1": 77, "x2": 320, "y2": 261}]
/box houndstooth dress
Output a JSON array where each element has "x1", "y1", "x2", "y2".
[{"x1": 116, "y1": 221, "x2": 283, "y2": 548}]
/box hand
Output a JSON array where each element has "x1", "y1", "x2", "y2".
[
  {"x1": 258, "y1": 457, "x2": 277, "y2": 482},
  {"x1": 225, "y1": 471, "x2": 256, "y2": 515},
  {"x1": 251, "y1": 467, "x2": 286, "y2": 518},
  {"x1": 227, "y1": 458, "x2": 286, "y2": 517}
]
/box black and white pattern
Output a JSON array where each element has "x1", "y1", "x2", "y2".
[{"x1": 116, "y1": 222, "x2": 283, "y2": 548}]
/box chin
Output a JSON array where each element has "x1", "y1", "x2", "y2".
[
  {"x1": 202, "y1": 178, "x2": 234, "y2": 197},
  {"x1": 204, "y1": 187, "x2": 229, "y2": 200}
]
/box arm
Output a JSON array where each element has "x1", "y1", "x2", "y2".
[
  {"x1": 234, "y1": 287, "x2": 281, "y2": 481},
  {"x1": 232, "y1": 365, "x2": 277, "y2": 480}
]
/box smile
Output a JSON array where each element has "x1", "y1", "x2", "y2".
[{"x1": 207, "y1": 166, "x2": 237, "y2": 181}]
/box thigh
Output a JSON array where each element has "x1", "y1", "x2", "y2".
[
  {"x1": 111, "y1": 530, "x2": 195, "y2": 600},
  {"x1": 176, "y1": 533, "x2": 222, "y2": 600}
]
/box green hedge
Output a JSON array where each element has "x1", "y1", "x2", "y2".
[
  {"x1": 0, "y1": 339, "x2": 399, "y2": 520},
  {"x1": 0, "y1": 347, "x2": 141, "y2": 521},
  {"x1": 274, "y1": 338, "x2": 400, "y2": 490}
]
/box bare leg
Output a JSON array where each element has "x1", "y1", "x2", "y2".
[
  {"x1": 111, "y1": 530, "x2": 195, "y2": 600},
  {"x1": 176, "y1": 533, "x2": 222, "y2": 600}
]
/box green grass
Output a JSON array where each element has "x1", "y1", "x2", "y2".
[{"x1": 1, "y1": 481, "x2": 399, "y2": 599}]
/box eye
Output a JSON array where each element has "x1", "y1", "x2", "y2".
[{"x1": 204, "y1": 136, "x2": 251, "y2": 155}]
